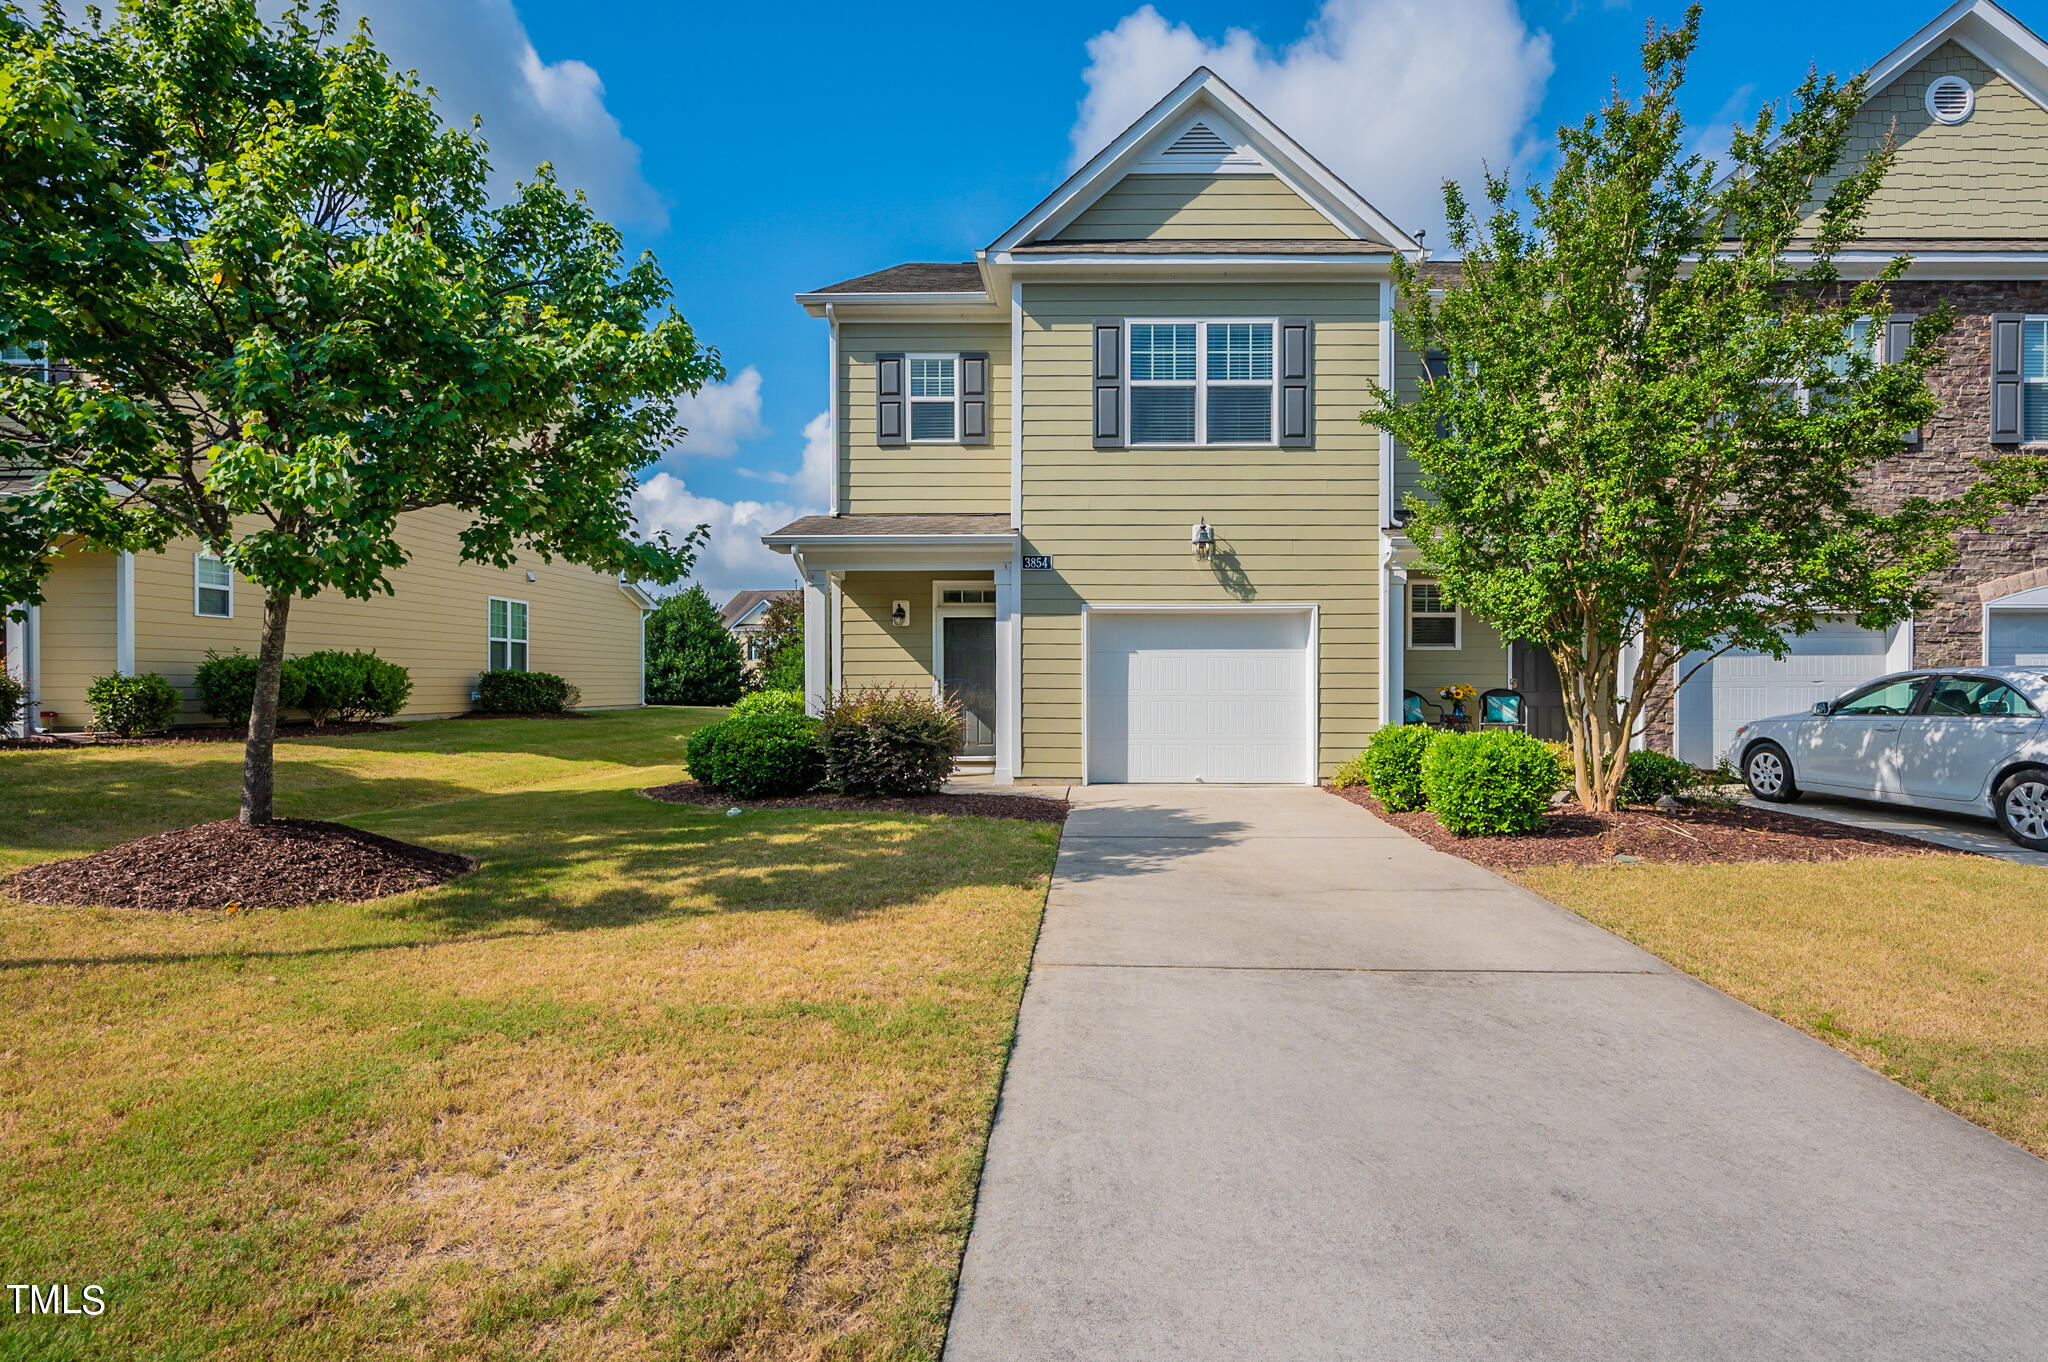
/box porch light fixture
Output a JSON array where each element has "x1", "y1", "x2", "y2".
[
  {"x1": 1191, "y1": 518, "x2": 1215, "y2": 561},
  {"x1": 891, "y1": 599, "x2": 911, "y2": 628}
]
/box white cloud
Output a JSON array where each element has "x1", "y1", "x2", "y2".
[
  {"x1": 339, "y1": 0, "x2": 664, "y2": 229},
  {"x1": 632, "y1": 472, "x2": 814, "y2": 607},
  {"x1": 1070, "y1": 0, "x2": 1553, "y2": 239},
  {"x1": 671, "y1": 367, "x2": 766, "y2": 457},
  {"x1": 735, "y1": 411, "x2": 833, "y2": 506}
]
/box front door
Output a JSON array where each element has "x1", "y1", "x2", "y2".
[
  {"x1": 1508, "y1": 642, "x2": 1568, "y2": 743},
  {"x1": 942, "y1": 616, "x2": 997, "y2": 758}
]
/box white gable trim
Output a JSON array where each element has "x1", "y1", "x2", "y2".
[
  {"x1": 1863, "y1": 0, "x2": 2048, "y2": 115},
  {"x1": 988, "y1": 67, "x2": 1419, "y2": 255}
]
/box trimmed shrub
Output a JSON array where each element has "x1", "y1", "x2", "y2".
[
  {"x1": 476, "y1": 669, "x2": 580, "y2": 714},
  {"x1": 1329, "y1": 750, "x2": 1371, "y2": 790},
  {"x1": 1356, "y1": 723, "x2": 1437, "y2": 811},
  {"x1": 286, "y1": 649, "x2": 414, "y2": 726},
  {"x1": 1618, "y1": 749, "x2": 1700, "y2": 805},
  {"x1": 731, "y1": 688, "x2": 804, "y2": 720},
  {"x1": 0, "y1": 672, "x2": 28, "y2": 730},
  {"x1": 702, "y1": 711, "x2": 823, "y2": 798},
  {"x1": 818, "y1": 686, "x2": 964, "y2": 797},
  {"x1": 86, "y1": 672, "x2": 182, "y2": 736},
  {"x1": 685, "y1": 718, "x2": 728, "y2": 784},
  {"x1": 645, "y1": 586, "x2": 744, "y2": 706},
  {"x1": 195, "y1": 649, "x2": 310, "y2": 725},
  {"x1": 1422, "y1": 729, "x2": 1564, "y2": 836}
]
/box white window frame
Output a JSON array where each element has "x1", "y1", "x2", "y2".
[
  {"x1": 1126, "y1": 318, "x2": 1279, "y2": 448},
  {"x1": 907, "y1": 352, "x2": 961, "y2": 444},
  {"x1": 488, "y1": 597, "x2": 530, "y2": 672},
  {"x1": 1407, "y1": 580, "x2": 1461, "y2": 650},
  {"x1": 2021, "y1": 315, "x2": 2048, "y2": 445},
  {"x1": 193, "y1": 551, "x2": 233, "y2": 619}
]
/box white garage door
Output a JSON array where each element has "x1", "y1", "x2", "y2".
[
  {"x1": 1674, "y1": 622, "x2": 1902, "y2": 768},
  {"x1": 1087, "y1": 610, "x2": 1312, "y2": 784},
  {"x1": 1989, "y1": 609, "x2": 2048, "y2": 669}
]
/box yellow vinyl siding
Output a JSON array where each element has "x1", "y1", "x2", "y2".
[
  {"x1": 838, "y1": 573, "x2": 942, "y2": 691},
  {"x1": 1052, "y1": 174, "x2": 1346, "y2": 242},
  {"x1": 840, "y1": 322, "x2": 1010, "y2": 515},
  {"x1": 1018, "y1": 280, "x2": 1381, "y2": 780},
  {"x1": 30, "y1": 547, "x2": 116, "y2": 728},
  {"x1": 1401, "y1": 581, "x2": 1509, "y2": 716},
  {"x1": 47, "y1": 505, "x2": 651, "y2": 724},
  {"x1": 1806, "y1": 42, "x2": 2048, "y2": 241}
]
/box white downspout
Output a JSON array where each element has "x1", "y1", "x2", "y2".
[
  {"x1": 115, "y1": 551, "x2": 135, "y2": 677},
  {"x1": 825, "y1": 303, "x2": 841, "y2": 518}
]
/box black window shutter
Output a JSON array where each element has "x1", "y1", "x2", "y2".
[
  {"x1": 959, "y1": 351, "x2": 990, "y2": 445},
  {"x1": 1278, "y1": 318, "x2": 1313, "y2": 447},
  {"x1": 1884, "y1": 315, "x2": 1921, "y2": 448},
  {"x1": 1990, "y1": 314, "x2": 2023, "y2": 445},
  {"x1": 1092, "y1": 321, "x2": 1123, "y2": 449},
  {"x1": 876, "y1": 352, "x2": 906, "y2": 446}
]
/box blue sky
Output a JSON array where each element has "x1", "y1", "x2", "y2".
[{"x1": 340, "y1": 0, "x2": 2047, "y2": 598}]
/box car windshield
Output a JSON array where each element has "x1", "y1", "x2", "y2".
[
  {"x1": 1831, "y1": 676, "x2": 1925, "y2": 716},
  {"x1": 1922, "y1": 677, "x2": 2038, "y2": 717}
]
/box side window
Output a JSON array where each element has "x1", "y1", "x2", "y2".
[
  {"x1": 194, "y1": 553, "x2": 232, "y2": 618},
  {"x1": 908, "y1": 355, "x2": 957, "y2": 442},
  {"x1": 1832, "y1": 675, "x2": 1925, "y2": 715},
  {"x1": 1408, "y1": 582, "x2": 1459, "y2": 649},
  {"x1": 488, "y1": 597, "x2": 529, "y2": 672},
  {"x1": 1923, "y1": 677, "x2": 2037, "y2": 717}
]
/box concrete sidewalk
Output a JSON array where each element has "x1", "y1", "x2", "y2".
[
  {"x1": 1739, "y1": 791, "x2": 2048, "y2": 867},
  {"x1": 944, "y1": 786, "x2": 2048, "y2": 1361}
]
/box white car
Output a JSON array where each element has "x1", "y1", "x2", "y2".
[{"x1": 1732, "y1": 667, "x2": 2048, "y2": 851}]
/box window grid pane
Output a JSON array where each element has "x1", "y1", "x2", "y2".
[
  {"x1": 490, "y1": 640, "x2": 508, "y2": 671},
  {"x1": 490, "y1": 599, "x2": 508, "y2": 637},
  {"x1": 1206, "y1": 323, "x2": 1272, "y2": 381},
  {"x1": 1131, "y1": 387, "x2": 1196, "y2": 444},
  {"x1": 2026, "y1": 320, "x2": 2048, "y2": 443},
  {"x1": 911, "y1": 401, "x2": 956, "y2": 441},
  {"x1": 1412, "y1": 584, "x2": 1446, "y2": 614},
  {"x1": 196, "y1": 556, "x2": 231, "y2": 588},
  {"x1": 1206, "y1": 387, "x2": 1271, "y2": 443},
  {"x1": 196, "y1": 587, "x2": 230, "y2": 618},
  {"x1": 509, "y1": 642, "x2": 527, "y2": 672},
  {"x1": 509, "y1": 602, "x2": 527, "y2": 642},
  {"x1": 909, "y1": 357, "x2": 954, "y2": 397},
  {"x1": 1411, "y1": 616, "x2": 1457, "y2": 648},
  {"x1": 1130, "y1": 324, "x2": 1196, "y2": 382}
]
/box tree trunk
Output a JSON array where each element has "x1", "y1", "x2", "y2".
[{"x1": 240, "y1": 591, "x2": 292, "y2": 826}]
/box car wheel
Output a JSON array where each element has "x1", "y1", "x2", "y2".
[
  {"x1": 1743, "y1": 742, "x2": 1800, "y2": 803},
  {"x1": 1995, "y1": 768, "x2": 2048, "y2": 851}
]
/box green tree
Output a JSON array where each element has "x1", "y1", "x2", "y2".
[
  {"x1": 755, "y1": 592, "x2": 804, "y2": 693},
  {"x1": 0, "y1": 0, "x2": 715, "y2": 823},
  {"x1": 645, "y1": 585, "x2": 743, "y2": 706},
  {"x1": 1364, "y1": 6, "x2": 2047, "y2": 811}
]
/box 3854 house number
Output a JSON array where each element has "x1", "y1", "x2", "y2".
[{"x1": 1022, "y1": 555, "x2": 1054, "y2": 570}]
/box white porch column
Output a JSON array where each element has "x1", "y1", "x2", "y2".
[
  {"x1": 115, "y1": 550, "x2": 135, "y2": 677},
  {"x1": 801, "y1": 561, "x2": 831, "y2": 716},
  {"x1": 994, "y1": 560, "x2": 1019, "y2": 784},
  {"x1": 1379, "y1": 535, "x2": 1407, "y2": 729}
]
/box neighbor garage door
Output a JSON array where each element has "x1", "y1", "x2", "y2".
[
  {"x1": 1086, "y1": 610, "x2": 1312, "y2": 784},
  {"x1": 1989, "y1": 610, "x2": 2048, "y2": 669},
  {"x1": 1674, "y1": 621, "x2": 1901, "y2": 768}
]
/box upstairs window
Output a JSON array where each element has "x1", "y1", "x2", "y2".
[
  {"x1": 1409, "y1": 581, "x2": 1460, "y2": 649},
  {"x1": 194, "y1": 553, "x2": 232, "y2": 618},
  {"x1": 2, "y1": 343, "x2": 51, "y2": 382},
  {"x1": 2025, "y1": 318, "x2": 2048, "y2": 444},
  {"x1": 489, "y1": 597, "x2": 529, "y2": 672},
  {"x1": 908, "y1": 355, "x2": 957, "y2": 442},
  {"x1": 1128, "y1": 320, "x2": 1274, "y2": 446}
]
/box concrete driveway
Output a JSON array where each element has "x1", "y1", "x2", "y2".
[{"x1": 944, "y1": 786, "x2": 2048, "y2": 1361}]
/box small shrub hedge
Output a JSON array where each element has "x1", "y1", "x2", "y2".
[
  {"x1": 0, "y1": 672, "x2": 29, "y2": 729},
  {"x1": 819, "y1": 687, "x2": 964, "y2": 797},
  {"x1": 1421, "y1": 729, "x2": 1563, "y2": 836},
  {"x1": 1618, "y1": 749, "x2": 1700, "y2": 805},
  {"x1": 194, "y1": 649, "x2": 305, "y2": 725},
  {"x1": 476, "y1": 669, "x2": 579, "y2": 714},
  {"x1": 730, "y1": 689, "x2": 804, "y2": 720},
  {"x1": 288, "y1": 650, "x2": 413, "y2": 726},
  {"x1": 702, "y1": 711, "x2": 823, "y2": 798},
  {"x1": 86, "y1": 672, "x2": 182, "y2": 736},
  {"x1": 1356, "y1": 723, "x2": 1437, "y2": 811}
]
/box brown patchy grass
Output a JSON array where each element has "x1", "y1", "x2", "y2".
[
  {"x1": 0, "y1": 710, "x2": 1059, "y2": 1360},
  {"x1": 1518, "y1": 856, "x2": 2048, "y2": 1158}
]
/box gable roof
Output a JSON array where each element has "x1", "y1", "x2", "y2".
[
  {"x1": 987, "y1": 67, "x2": 1421, "y2": 257},
  {"x1": 807, "y1": 262, "x2": 985, "y2": 297},
  {"x1": 1862, "y1": 0, "x2": 2048, "y2": 112},
  {"x1": 719, "y1": 588, "x2": 797, "y2": 629}
]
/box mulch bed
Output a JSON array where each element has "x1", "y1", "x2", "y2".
[
  {"x1": 642, "y1": 780, "x2": 1070, "y2": 825},
  {"x1": 1329, "y1": 786, "x2": 1962, "y2": 870},
  {"x1": 0, "y1": 722, "x2": 400, "y2": 750},
  {"x1": 4, "y1": 819, "x2": 475, "y2": 911}
]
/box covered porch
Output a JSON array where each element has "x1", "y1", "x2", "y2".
[{"x1": 763, "y1": 514, "x2": 1021, "y2": 783}]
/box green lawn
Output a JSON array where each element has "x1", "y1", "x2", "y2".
[
  {"x1": 0, "y1": 710, "x2": 1060, "y2": 1361},
  {"x1": 1520, "y1": 856, "x2": 2048, "y2": 1159}
]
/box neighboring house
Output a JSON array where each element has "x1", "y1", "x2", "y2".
[
  {"x1": 720, "y1": 588, "x2": 798, "y2": 662},
  {"x1": 768, "y1": 0, "x2": 2048, "y2": 785},
  {"x1": 3, "y1": 505, "x2": 657, "y2": 733}
]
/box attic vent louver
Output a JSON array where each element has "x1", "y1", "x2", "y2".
[
  {"x1": 1926, "y1": 74, "x2": 1975, "y2": 124},
  {"x1": 1165, "y1": 121, "x2": 1233, "y2": 155}
]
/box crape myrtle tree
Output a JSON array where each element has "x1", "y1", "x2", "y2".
[
  {"x1": 1364, "y1": 6, "x2": 2048, "y2": 811},
  {"x1": 0, "y1": 0, "x2": 715, "y2": 823}
]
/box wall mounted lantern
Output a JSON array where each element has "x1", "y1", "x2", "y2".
[
  {"x1": 891, "y1": 599, "x2": 911, "y2": 628},
  {"x1": 1191, "y1": 518, "x2": 1215, "y2": 561}
]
